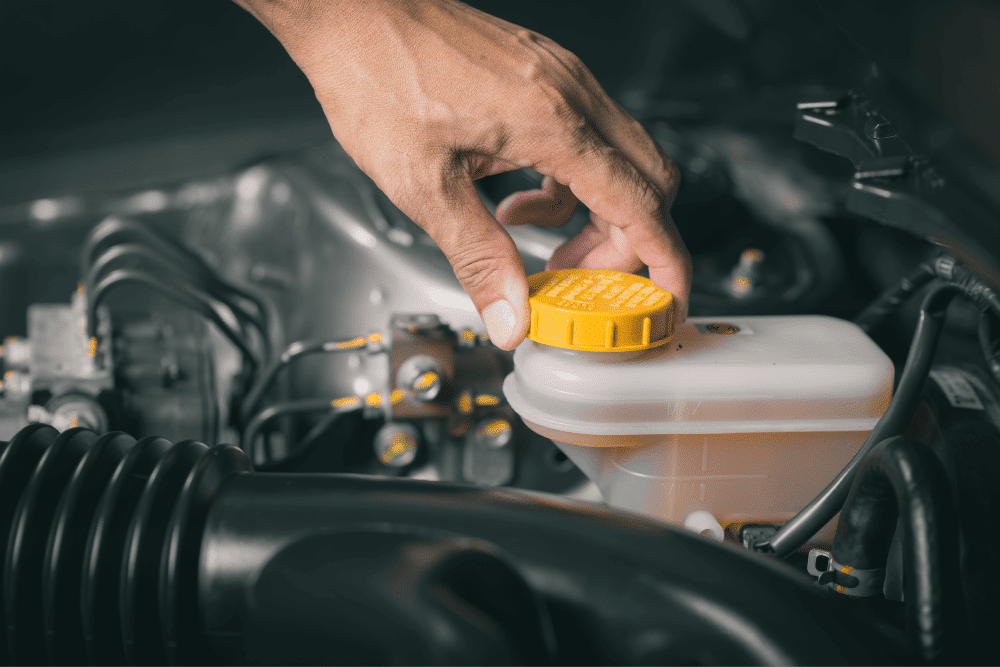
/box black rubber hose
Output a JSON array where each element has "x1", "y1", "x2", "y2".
[
  {"x1": 239, "y1": 337, "x2": 373, "y2": 424},
  {"x1": 832, "y1": 436, "x2": 961, "y2": 664},
  {"x1": 938, "y1": 258, "x2": 1000, "y2": 316},
  {"x1": 81, "y1": 218, "x2": 270, "y2": 331},
  {"x1": 241, "y1": 398, "x2": 361, "y2": 462},
  {"x1": 87, "y1": 243, "x2": 269, "y2": 347},
  {"x1": 0, "y1": 423, "x2": 899, "y2": 666},
  {"x1": 939, "y1": 258, "x2": 1000, "y2": 385},
  {"x1": 0, "y1": 424, "x2": 250, "y2": 666},
  {"x1": 854, "y1": 262, "x2": 937, "y2": 334},
  {"x1": 767, "y1": 281, "x2": 958, "y2": 557},
  {"x1": 88, "y1": 268, "x2": 260, "y2": 374},
  {"x1": 977, "y1": 310, "x2": 1000, "y2": 382}
]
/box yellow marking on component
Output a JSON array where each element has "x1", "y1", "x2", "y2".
[
  {"x1": 335, "y1": 336, "x2": 367, "y2": 350},
  {"x1": 414, "y1": 371, "x2": 438, "y2": 391},
  {"x1": 474, "y1": 394, "x2": 500, "y2": 407},
  {"x1": 390, "y1": 389, "x2": 405, "y2": 405},
  {"x1": 77, "y1": 282, "x2": 86, "y2": 296},
  {"x1": 835, "y1": 585, "x2": 845, "y2": 594},
  {"x1": 458, "y1": 392, "x2": 473, "y2": 415},
  {"x1": 367, "y1": 332, "x2": 382, "y2": 344},
  {"x1": 478, "y1": 333, "x2": 490, "y2": 344},
  {"x1": 365, "y1": 393, "x2": 383, "y2": 408},
  {"x1": 476, "y1": 418, "x2": 511, "y2": 440},
  {"x1": 380, "y1": 433, "x2": 414, "y2": 465},
  {"x1": 70, "y1": 417, "x2": 80, "y2": 429},
  {"x1": 841, "y1": 565, "x2": 853, "y2": 575},
  {"x1": 460, "y1": 328, "x2": 477, "y2": 344},
  {"x1": 3, "y1": 371, "x2": 13, "y2": 381},
  {"x1": 87, "y1": 337, "x2": 98, "y2": 358},
  {"x1": 331, "y1": 396, "x2": 362, "y2": 409}
]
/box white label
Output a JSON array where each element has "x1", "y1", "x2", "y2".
[{"x1": 929, "y1": 369, "x2": 984, "y2": 410}]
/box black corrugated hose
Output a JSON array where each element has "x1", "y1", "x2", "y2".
[{"x1": 831, "y1": 436, "x2": 962, "y2": 664}]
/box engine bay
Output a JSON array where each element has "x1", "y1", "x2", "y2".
[{"x1": 2, "y1": 1, "x2": 1000, "y2": 664}]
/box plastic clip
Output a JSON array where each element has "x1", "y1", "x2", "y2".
[{"x1": 807, "y1": 549, "x2": 886, "y2": 597}]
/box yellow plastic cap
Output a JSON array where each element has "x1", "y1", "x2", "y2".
[{"x1": 526, "y1": 269, "x2": 674, "y2": 352}]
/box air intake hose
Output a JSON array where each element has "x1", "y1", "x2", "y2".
[{"x1": 1, "y1": 423, "x2": 894, "y2": 666}]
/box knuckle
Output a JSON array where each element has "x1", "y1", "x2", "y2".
[
  {"x1": 562, "y1": 50, "x2": 588, "y2": 79},
  {"x1": 633, "y1": 173, "x2": 667, "y2": 221},
  {"x1": 662, "y1": 156, "x2": 682, "y2": 193},
  {"x1": 528, "y1": 86, "x2": 580, "y2": 131},
  {"x1": 451, "y1": 247, "x2": 508, "y2": 295}
]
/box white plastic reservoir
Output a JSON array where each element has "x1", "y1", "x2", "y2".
[{"x1": 503, "y1": 315, "x2": 894, "y2": 544}]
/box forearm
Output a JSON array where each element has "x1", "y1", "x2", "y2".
[{"x1": 229, "y1": 0, "x2": 691, "y2": 348}]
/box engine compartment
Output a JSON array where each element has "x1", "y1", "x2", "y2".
[{"x1": 2, "y1": 0, "x2": 1000, "y2": 664}]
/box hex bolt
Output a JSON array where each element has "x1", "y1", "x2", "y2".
[
  {"x1": 474, "y1": 418, "x2": 513, "y2": 449},
  {"x1": 373, "y1": 422, "x2": 419, "y2": 467},
  {"x1": 396, "y1": 354, "x2": 444, "y2": 402}
]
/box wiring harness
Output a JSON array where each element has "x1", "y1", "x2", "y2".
[{"x1": 764, "y1": 254, "x2": 1000, "y2": 557}]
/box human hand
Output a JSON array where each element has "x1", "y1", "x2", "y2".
[{"x1": 234, "y1": 0, "x2": 692, "y2": 350}]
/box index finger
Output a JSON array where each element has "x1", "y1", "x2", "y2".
[{"x1": 533, "y1": 124, "x2": 692, "y2": 321}]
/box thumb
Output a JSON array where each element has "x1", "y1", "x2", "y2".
[{"x1": 420, "y1": 180, "x2": 530, "y2": 351}]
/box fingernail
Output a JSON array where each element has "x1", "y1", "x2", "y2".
[{"x1": 482, "y1": 299, "x2": 517, "y2": 349}]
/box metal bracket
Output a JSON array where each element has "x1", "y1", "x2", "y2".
[{"x1": 807, "y1": 549, "x2": 886, "y2": 597}]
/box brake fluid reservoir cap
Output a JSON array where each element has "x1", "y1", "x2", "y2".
[{"x1": 527, "y1": 269, "x2": 674, "y2": 352}]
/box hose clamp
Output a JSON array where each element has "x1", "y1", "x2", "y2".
[
  {"x1": 806, "y1": 549, "x2": 886, "y2": 597},
  {"x1": 934, "y1": 255, "x2": 956, "y2": 281}
]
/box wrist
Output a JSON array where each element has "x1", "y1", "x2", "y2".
[{"x1": 236, "y1": 0, "x2": 422, "y2": 72}]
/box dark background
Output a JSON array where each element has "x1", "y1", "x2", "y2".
[{"x1": 0, "y1": 0, "x2": 996, "y2": 201}]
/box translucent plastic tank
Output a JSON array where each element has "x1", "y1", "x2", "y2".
[{"x1": 504, "y1": 270, "x2": 893, "y2": 544}]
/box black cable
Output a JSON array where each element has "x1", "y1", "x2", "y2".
[
  {"x1": 766, "y1": 280, "x2": 958, "y2": 558},
  {"x1": 253, "y1": 407, "x2": 357, "y2": 471},
  {"x1": 82, "y1": 218, "x2": 272, "y2": 347},
  {"x1": 239, "y1": 337, "x2": 374, "y2": 424},
  {"x1": 938, "y1": 257, "x2": 1000, "y2": 385},
  {"x1": 977, "y1": 310, "x2": 1000, "y2": 382},
  {"x1": 87, "y1": 243, "x2": 269, "y2": 347},
  {"x1": 853, "y1": 261, "x2": 937, "y2": 334},
  {"x1": 241, "y1": 398, "x2": 362, "y2": 464},
  {"x1": 764, "y1": 259, "x2": 1000, "y2": 556},
  {"x1": 831, "y1": 436, "x2": 961, "y2": 664},
  {"x1": 88, "y1": 269, "x2": 259, "y2": 375}
]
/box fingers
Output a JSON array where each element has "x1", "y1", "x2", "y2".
[
  {"x1": 415, "y1": 176, "x2": 530, "y2": 351},
  {"x1": 547, "y1": 214, "x2": 642, "y2": 273},
  {"x1": 590, "y1": 99, "x2": 681, "y2": 209},
  {"x1": 535, "y1": 123, "x2": 692, "y2": 321},
  {"x1": 495, "y1": 175, "x2": 580, "y2": 227}
]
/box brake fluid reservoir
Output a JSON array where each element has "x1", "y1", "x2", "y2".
[{"x1": 503, "y1": 269, "x2": 894, "y2": 543}]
